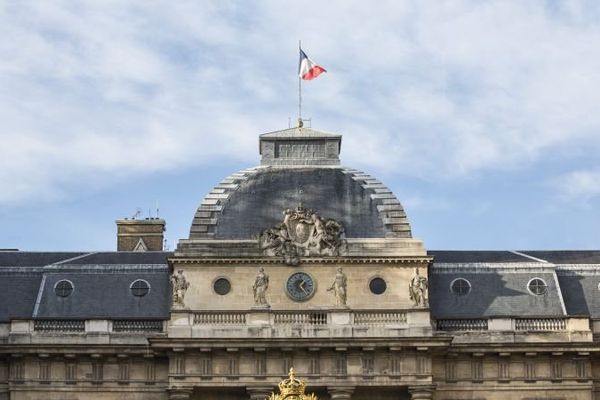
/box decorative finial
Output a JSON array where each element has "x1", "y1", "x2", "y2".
[
  {"x1": 297, "y1": 118, "x2": 304, "y2": 128},
  {"x1": 289, "y1": 367, "x2": 295, "y2": 379}
]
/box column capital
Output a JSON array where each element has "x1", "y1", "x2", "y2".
[
  {"x1": 247, "y1": 386, "x2": 274, "y2": 400},
  {"x1": 408, "y1": 385, "x2": 435, "y2": 400},
  {"x1": 327, "y1": 386, "x2": 355, "y2": 400},
  {"x1": 168, "y1": 388, "x2": 193, "y2": 400}
]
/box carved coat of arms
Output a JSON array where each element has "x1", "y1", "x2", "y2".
[{"x1": 258, "y1": 206, "x2": 346, "y2": 265}]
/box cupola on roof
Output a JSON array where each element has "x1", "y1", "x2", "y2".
[
  {"x1": 188, "y1": 126, "x2": 412, "y2": 241},
  {"x1": 259, "y1": 126, "x2": 342, "y2": 166}
]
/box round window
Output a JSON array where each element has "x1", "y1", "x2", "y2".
[
  {"x1": 528, "y1": 278, "x2": 547, "y2": 296},
  {"x1": 450, "y1": 278, "x2": 471, "y2": 296},
  {"x1": 130, "y1": 279, "x2": 150, "y2": 297},
  {"x1": 369, "y1": 277, "x2": 387, "y2": 295},
  {"x1": 214, "y1": 278, "x2": 231, "y2": 295},
  {"x1": 54, "y1": 280, "x2": 74, "y2": 297}
]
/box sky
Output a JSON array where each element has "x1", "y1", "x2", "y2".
[{"x1": 1, "y1": 0, "x2": 599, "y2": 251}]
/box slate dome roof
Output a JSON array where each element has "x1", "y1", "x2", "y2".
[{"x1": 189, "y1": 127, "x2": 412, "y2": 240}]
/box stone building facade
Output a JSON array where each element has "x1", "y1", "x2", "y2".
[{"x1": 0, "y1": 127, "x2": 598, "y2": 400}]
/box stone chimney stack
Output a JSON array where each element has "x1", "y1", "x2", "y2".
[{"x1": 116, "y1": 218, "x2": 166, "y2": 251}]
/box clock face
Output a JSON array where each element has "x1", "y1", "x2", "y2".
[{"x1": 286, "y1": 272, "x2": 316, "y2": 301}]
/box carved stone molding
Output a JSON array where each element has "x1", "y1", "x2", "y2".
[
  {"x1": 327, "y1": 386, "x2": 355, "y2": 400},
  {"x1": 408, "y1": 385, "x2": 435, "y2": 400},
  {"x1": 167, "y1": 388, "x2": 193, "y2": 400},
  {"x1": 247, "y1": 386, "x2": 275, "y2": 400},
  {"x1": 258, "y1": 206, "x2": 346, "y2": 265}
]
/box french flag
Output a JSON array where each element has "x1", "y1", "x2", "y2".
[{"x1": 298, "y1": 48, "x2": 326, "y2": 80}]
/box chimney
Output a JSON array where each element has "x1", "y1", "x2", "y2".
[{"x1": 116, "y1": 218, "x2": 166, "y2": 251}]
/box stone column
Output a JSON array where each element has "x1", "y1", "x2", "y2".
[
  {"x1": 247, "y1": 386, "x2": 274, "y2": 400},
  {"x1": 408, "y1": 385, "x2": 435, "y2": 400},
  {"x1": 328, "y1": 386, "x2": 355, "y2": 400},
  {"x1": 168, "y1": 388, "x2": 193, "y2": 400}
]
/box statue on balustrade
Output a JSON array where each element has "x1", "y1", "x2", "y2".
[
  {"x1": 253, "y1": 267, "x2": 270, "y2": 307},
  {"x1": 171, "y1": 269, "x2": 190, "y2": 309},
  {"x1": 327, "y1": 267, "x2": 347, "y2": 306},
  {"x1": 409, "y1": 268, "x2": 428, "y2": 307}
]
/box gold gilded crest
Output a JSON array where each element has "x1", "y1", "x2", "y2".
[{"x1": 268, "y1": 368, "x2": 317, "y2": 400}]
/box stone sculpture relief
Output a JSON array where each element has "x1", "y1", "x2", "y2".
[
  {"x1": 409, "y1": 268, "x2": 428, "y2": 307},
  {"x1": 252, "y1": 267, "x2": 270, "y2": 307},
  {"x1": 258, "y1": 206, "x2": 346, "y2": 265},
  {"x1": 327, "y1": 267, "x2": 348, "y2": 307},
  {"x1": 171, "y1": 269, "x2": 190, "y2": 309}
]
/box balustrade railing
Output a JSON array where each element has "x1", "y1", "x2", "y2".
[
  {"x1": 34, "y1": 320, "x2": 85, "y2": 332},
  {"x1": 273, "y1": 311, "x2": 327, "y2": 325},
  {"x1": 193, "y1": 312, "x2": 246, "y2": 325},
  {"x1": 353, "y1": 311, "x2": 407, "y2": 325},
  {"x1": 436, "y1": 319, "x2": 488, "y2": 331},
  {"x1": 515, "y1": 318, "x2": 566, "y2": 331},
  {"x1": 112, "y1": 320, "x2": 163, "y2": 332}
]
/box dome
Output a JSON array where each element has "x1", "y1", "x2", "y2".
[{"x1": 189, "y1": 127, "x2": 412, "y2": 241}]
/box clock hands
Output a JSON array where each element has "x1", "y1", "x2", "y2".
[{"x1": 298, "y1": 279, "x2": 308, "y2": 294}]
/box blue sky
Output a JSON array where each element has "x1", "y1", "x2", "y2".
[{"x1": 1, "y1": 1, "x2": 599, "y2": 251}]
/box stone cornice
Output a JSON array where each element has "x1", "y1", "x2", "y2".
[
  {"x1": 168, "y1": 256, "x2": 433, "y2": 265},
  {"x1": 148, "y1": 336, "x2": 452, "y2": 349}
]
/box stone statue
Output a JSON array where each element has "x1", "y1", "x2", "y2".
[
  {"x1": 252, "y1": 267, "x2": 270, "y2": 307},
  {"x1": 409, "y1": 268, "x2": 428, "y2": 307},
  {"x1": 258, "y1": 206, "x2": 346, "y2": 265},
  {"x1": 327, "y1": 267, "x2": 347, "y2": 306},
  {"x1": 171, "y1": 269, "x2": 190, "y2": 308}
]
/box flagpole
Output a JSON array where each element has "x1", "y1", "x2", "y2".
[{"x1": 298, "y1": 40, "x2": 302, "y2": 127}]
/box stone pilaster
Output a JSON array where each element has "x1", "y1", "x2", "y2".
[
  {"x1": 168, "y1": 388, "x2": 193, "y2": 400},
  {"x1": 408, "y1": 385, "x2": 435, "y2": 400},
  {"x1": 247, "y1": 386, "x2": 274, "y2": 400},
  {"x1": 328, "y1": 386, "x2": 355, "y2": 400}
]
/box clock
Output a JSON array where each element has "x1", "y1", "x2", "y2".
[{"x1": 286, "y1": 272, "x2": 316, "y2": 301}]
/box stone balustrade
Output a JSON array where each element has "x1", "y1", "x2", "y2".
[
  {"x1": 514, "y1": 318, "x2": 566, "y2": 331},
  {"x1": 3, "y1": 319, "x2": 165, "y2": 342},
  {"x1": 191, "y1": 309, "x2": 409, "y2": 327},
  {"x1": 167, "y1": 308, "x2": 430, "y2": 339},
  {"x1": 436, "y1": 319, "x2": 488, "y2": 331},
  {"x1": 435, "y1": 317, "x2": 592, "y2": 343},
  {"x1": 193, "y1": 312, "x2": 247, "y2": 325}
]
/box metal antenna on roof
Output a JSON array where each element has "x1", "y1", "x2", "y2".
[
  {"x1": 155, "y1": 200, "x2": 160, "y2": 219},
  {"x1": 132, "y1": 208, "x2": 141, "y2": 219}
]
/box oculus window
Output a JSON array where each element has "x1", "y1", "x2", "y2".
[
  {"x1": 450, "y1": 278, "x2": 471, "y2": 296},
  {"x1": 213, "y1": 278, "x2": 231, "y2": 295},
  {"x1": 527, "y1": 278, "x2": 548, "y2": 296},
  {"x1": 130, "y1": 279, "x2": 150, "y2": 297},
  {"x1": 54, "y1": 280, "x2": 74, "y2": 297},
  {"x1": 369, "y1": 277, "x2": 387, "y2": 295}
]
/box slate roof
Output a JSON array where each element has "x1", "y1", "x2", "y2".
[
  {"x1": 189, "y1": 167, "x2": 412, "y2": 240},
  {"x1": 0, "y1": 251, "x2": 172, "y2": 322},
  {"x1": 518, "y1": 250, "x2": 600, "y2": 264},
  {"x1": 428, "y1": 250, "x2": 600, "y2": 319},
  {"x1": 0, "y1": 251, "x2": 86, "y2": 267},
  {"x1": 1, "y1": 250, "x2": 599, "y2": 322}
]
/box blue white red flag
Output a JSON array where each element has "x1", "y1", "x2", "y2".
[{"x1": 298, "y1": 49, "x2": 326, "y2": 80}]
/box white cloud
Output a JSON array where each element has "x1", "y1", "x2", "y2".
[
  {"x1": 1, "y1": 1, "x2": 600, "y2": 204},
  {"x1": 551, "y1": 169, "x2": 600, "y2": 203}
]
